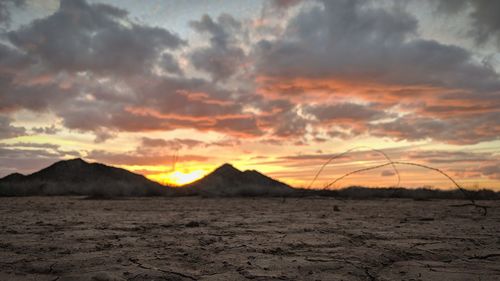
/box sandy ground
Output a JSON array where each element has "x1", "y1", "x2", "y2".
[{"x1": 0, "y1": 197, "x2": 499, "y2": 281}]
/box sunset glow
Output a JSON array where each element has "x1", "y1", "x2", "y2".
[
  {"x1": 150, "y1": 170, "x2": 206, "y2": 186},
  {"x1": 1, "y1": 0, "x2": 499, "y2": 190}
]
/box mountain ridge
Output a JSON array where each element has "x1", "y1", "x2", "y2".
[
  {"x1": 182, "y1": 163, "x2": 293, "y2": 197},
  {"x1": 3, "y1": 159, "x2": 497, "y2": 200},
  {"x1": 0, "y1": 158, "x2": 168, "y2": 197},
  {"x1": 0, "y1": 159, "x2": 294, "y2": 197}
]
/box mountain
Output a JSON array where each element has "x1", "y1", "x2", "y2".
[
  {"x1": 181, "y1": 163, "x2": 293, "y2": 197},
  {"x1": 0, "y1": 160, "x2": 294, "y2": 197},
  {"x1": 0, "y1": 158, "x2": 168, "y2": 197}
]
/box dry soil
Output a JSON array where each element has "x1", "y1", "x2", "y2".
[{"x1": 0, "y1": 197, "x2": 499, "y2": 280}]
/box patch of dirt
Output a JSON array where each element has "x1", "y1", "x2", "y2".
[{"x1": 0, "y1": 197, "x2": 498, "y2": 280}]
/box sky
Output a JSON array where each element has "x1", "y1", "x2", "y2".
[{"x1": 1, "y1": 0, "x2": 500, "y2": 189}]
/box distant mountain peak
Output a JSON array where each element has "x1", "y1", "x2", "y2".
[
  {"x1": 184, "y1": 163, "x2": 293, "y2": 196},
  {"x1": 68, "y1": 158, "x2": 87, "y2": 163},
  {"x1": 58, "y1": 158, "x2": 88, "y2": 165},
  {"x1": 0, "y1": 158, "x2": 168, "y2": 196},
  {"x1": 213, "y1": 163, "x2": 241, "y2": 174},
  {"x1": 1, "y1": 172, "x2": 25, "y2": 181}
]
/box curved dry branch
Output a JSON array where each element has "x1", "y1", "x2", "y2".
[
  {"x1": 324, "y1": 161, "x2": 488, "y2": 215},
  {"x1": 308, "y1": 146, "x2": 400, "y2": 189}
]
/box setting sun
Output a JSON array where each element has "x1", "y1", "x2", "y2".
[{"x1": 150, "y1": 170, "x2": 206, "y2": 186}]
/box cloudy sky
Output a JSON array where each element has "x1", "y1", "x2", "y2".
[{"x1": 1, "y1": 0, "x2": 499, "y2": 189}]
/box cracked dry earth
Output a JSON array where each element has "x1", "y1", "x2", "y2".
[{"x1": 0, "y1": 197, "x2": 499, "y2": 281}]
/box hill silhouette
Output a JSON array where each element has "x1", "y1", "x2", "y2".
[
  {"x1": 1, "y1": 159, "x2": 499, "y2": 200},
  {"x1": 0, "y1": 158, "x2": 168, "y2": 197},
  {"x1": 179, "y1": 163, "x2": 293, "y2": 197}
]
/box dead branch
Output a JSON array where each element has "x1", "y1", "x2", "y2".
[
  {"x1": 323, "y1": 161, "x2": 489, "y2": 215},
  {"x1": 307, "y1": 146, "x2": 400, "y2": 189}
]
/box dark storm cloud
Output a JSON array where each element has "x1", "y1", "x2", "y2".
[
  {"x1": 8, "y1": 0, "x2": 185, "y2": 75},
  {"x1": 0, "y1": 116, "x2": 26, "y2": 139},
  {"x1": 189, "y1": 14, "x2": 246, "y2": 81}
]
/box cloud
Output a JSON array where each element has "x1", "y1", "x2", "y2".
[
  {"x1": 0, "y1": 0, "x2": 25, "y2": 27},
  {"x1": 139, "y1": 137, "x2": 242, "y2": 152},
  {"x1": 8, "y1": 0, "x2": 185, "y2": 75},
  {"x1": 31, "y1": 124, "x2": 59, "y2": 135},
  {"x1": 1, "y1": 0, "x2": 500, "y2": 148},
  {"x1": 405, "y1": 150, "x2": 494, "y2": 164},
  {"x1": 369, "y1": 113, "x2": 500, "y2": 144},
  {"x1": 477, "y1": 164, "x2": 500, "y2": 180},
  {"x1": 87, "y1": 150, "x2": 209, "y2": 166},
  {"x1": 189, "y1": 14, "x2": 246, "y2": 81},
  {"x1": 435, "y1": 0, "x2": 500, "y2": 47},
  {"x1": 3, "y1": 142, "x2": 60, "y2": 150},
  {"x1": 265, "y1": 110, "x2": 308, "y2": 138},
  {"x1": 270, "y1": 0, "x2": 302, "y2": 10},
  {"x1": 0, "y1": 142, "x2": 81, "y2": 177},
  {"x1": 54, "y1": 75, "x2": 263, "y2": 139},
  {"x1": 0, "y1": 116, "x2": 26, "y2": 139},
  {"x1": 141, "y1": 137, "x2": 204, "y2": 150},
  {"x1": 250, "y1": 0, "x2": 500, "y2": 144},
  {"x1": 381, "y1": 170, "x2": 396, "y2": 177},
  {"x1": 255, "y1": 0, "x2": 499, "y2": 90},
  {"x1": 468, "y1": 1, "x2": 500, "y2": 46},
  {"x1": 2, "y1": 2, "x2": 255, "y2": 142},
  {"x1": 159, "y1": 53, "x2": 184, "y2": 75},
  {"x1": 304, "y1": 103, "x2": 387, "y2": 123}
]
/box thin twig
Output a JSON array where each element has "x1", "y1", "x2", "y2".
[
  {"x1": 308, "y1": 146, "x2": 400, "y2": 189},
  {"x1": 323, "y1": 161, "x2": 489, "y2": 215}
]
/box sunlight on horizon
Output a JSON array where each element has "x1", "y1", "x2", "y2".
[{"x1": 149, "y1": 169, "x2": 206, "y2": 186}]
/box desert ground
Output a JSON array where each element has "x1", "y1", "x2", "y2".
[{"x1": 0, "y1": 197, "x2": 499, "y2": 281}]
